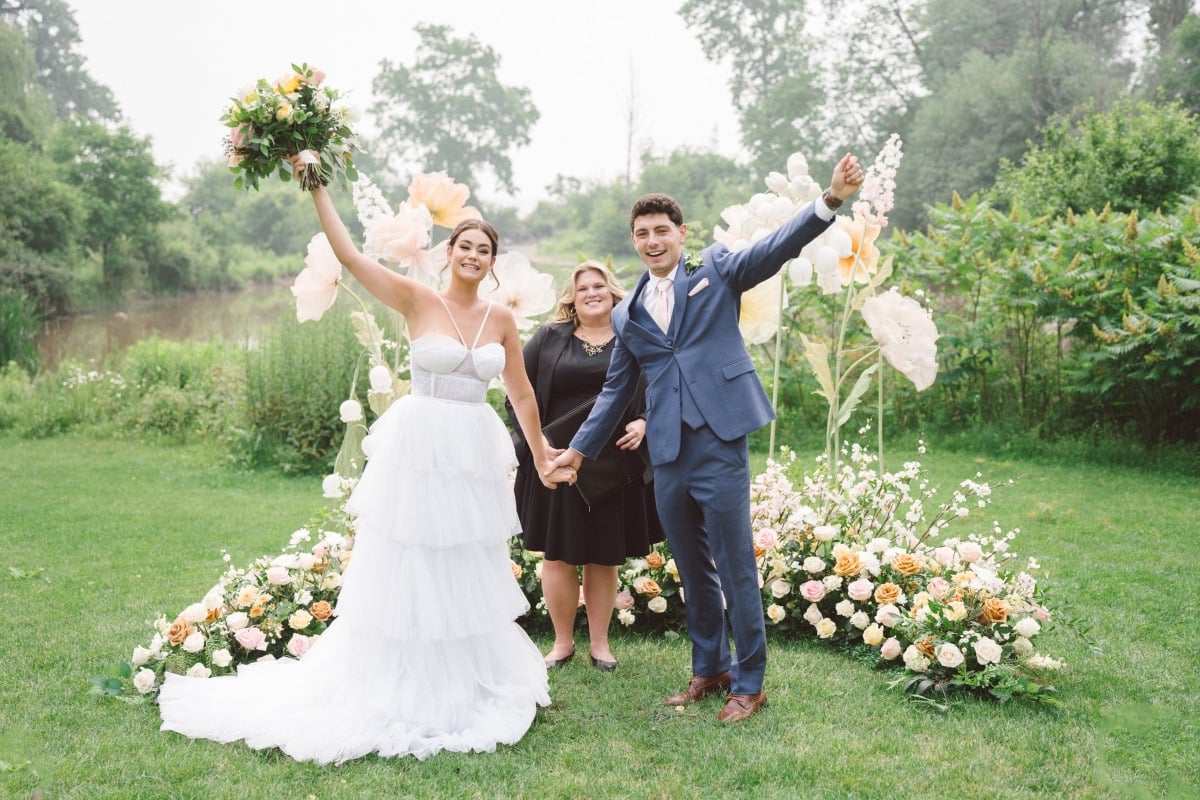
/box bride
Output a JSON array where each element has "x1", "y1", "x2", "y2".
[{"x1": 156, "y1": 164, "x2": 574, "y2": 763}]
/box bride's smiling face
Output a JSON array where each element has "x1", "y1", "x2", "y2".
[{"x1": 445, "y1": 229, "x2": 495, "y2": 283}]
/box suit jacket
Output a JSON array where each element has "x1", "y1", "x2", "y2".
[{"x1": 572, "y1": 201, "x2": 832, "y2": 466}]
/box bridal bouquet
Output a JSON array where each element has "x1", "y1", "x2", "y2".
[{"x1": 221, "y1": 63, "x2": 360, "y2": 191}]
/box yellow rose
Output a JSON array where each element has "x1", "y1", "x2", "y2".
[
  {"x1": 510, "y1": 560, "x2": 523, "y2": 581},
  {"x1": 862, "y1": 623, "x2": 884, "y2": 646},
  {"x1": 277, "y1": 75, "x2": 301, "y2": 94},
  {"x1": 874, "y1": 582, "x2": 902, "y2": 604},
  {"x1": 166, "y1": 619, "x2": 192, "y2": 646},
  {"x1": 979, "y1": 597, "x2": 1009, "y2": 625},
  {"x1": 310, "y1": 601, "x2": 333, "y2": 622},
  {"x1": 645, "y1": 551, "x2": 665, "y2": 570},
  {"x1": 891, "y1": 553, "x2": 923, "y2": 576},
  {"x1": 639, "y1": 579, "x2": 662, "y2": 598},
  {"x1": 288, "y1": 609, "x2": 313, "y2": 630},
  {"x1": 276, "y1": 102, "x2": 293, "y2": 122},
  {"x1": 943, "y1": 600, "x2": 968, "y2": 622},
  {"x1": 665, "y1": 559, "x2": 678, "y2": 579},
  {"x1": 833, "y1": 551, "x2": 863, "y2": 577},
  {"x1": 767, "y1": 604, "x2": 786, "y2": 623}
]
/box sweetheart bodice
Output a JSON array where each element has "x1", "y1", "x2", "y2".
[{"x1": 409, "y1": 334, "x2": 505, "y2": 403}]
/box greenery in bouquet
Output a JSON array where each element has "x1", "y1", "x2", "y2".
[{"x1": 221, "y1": 63, "x2": 360, "y2": 191}]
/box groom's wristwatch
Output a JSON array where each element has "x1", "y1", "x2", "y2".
[{"x1": 821, "y1": 190, "x2": 843, "y2": 210}]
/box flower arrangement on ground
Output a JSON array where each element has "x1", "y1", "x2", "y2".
[{"x1": 221, "y1": 63, "x2": 360, "y2": 191}]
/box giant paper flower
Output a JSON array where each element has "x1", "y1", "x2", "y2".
[
  {"x1": 861, "y1": 288, "x2": 939, "y2": 391},
  {"x1": 836, "y1": 212, "x2": 881, "y2": 285},
  {"x1": 481, "y1": 252, "x2": 555, "y2": 330},
  {"x1": 739, "y1": 273, "x2": 787, "y2": 344},
  {"x1": 291, "y1": 233, "x2": 341, "y2": 322},
  {"x1": 407, "y1": 171, "x2": 481, "y2": 229},
  {"x1": 363, "y1": 201, "x2": 435, "y2": 276}
]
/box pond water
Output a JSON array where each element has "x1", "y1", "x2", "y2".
[{"x1": 36, "y1": 283, "x2": 296, "y2": 370}]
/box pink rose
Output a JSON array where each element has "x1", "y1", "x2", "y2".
[
  {"x1": 934, "y1": 546, "x2": 954, "y2": 566},
  {"x1": 957, "y1": 541, "x2": 983, "y2": 563},
  {"x1": 926, "y1": 576, "x2": 950, "y2": 601},
  {"x1": 615, "y1": 591, "x2": 635, "y2": 611},
  {"x1": 847, "y1": 578, "x2": 874, "y2": 601},
  {"x1": 1034, "y1": 605, "x2": 1051, "y2": 622},
  {"x1": 266, "y1": 566, "x2": 293, "y2": 586},
  {"x1": 754, "y1": 528, "x2": 778, "y2": 551},
  {"x1": 308, "y1": 68, "x2": 326, "y2": 87},
  {"x1": 799, "y1": 580, "x2": 827, "y2": 603},
  {"x1": 286, "y1": 634, "x2": 313, "y2": 659},
  {"x1": 234, "y1": 626, "x2": 267, "y2": 651},
  {"x1": 880, "y1": 637, "x2": 902, "y2": 660}
]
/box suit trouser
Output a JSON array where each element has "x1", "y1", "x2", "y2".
[{"x1": 652, "y1": 424, "x2": 766, "y2": 695}]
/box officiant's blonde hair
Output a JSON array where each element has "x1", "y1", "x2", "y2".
[{"x1": 551, "y1": 261, "x2": 628, "y2": 324}]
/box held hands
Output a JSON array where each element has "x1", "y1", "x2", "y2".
[
  {"x1": 829, "y1": 153, "x2": 865, "y2": 201},
  {"x1": 535, "y1": 441, "x2": 570, "y2": 489},
  {"x1": 616, "y1": 419, "x2": 646, "y2": 451},
  {"x1": 543, "y1": 448, "x2": 584, "y2": 488}
]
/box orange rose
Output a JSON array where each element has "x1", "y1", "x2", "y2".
[
  {"x1": 915, "y1": 636, "x2": 936, "y2": 658},
  {"x1": 310, "y1": 601, "x2": 333, "y2": 622},
  {"x1": 979, "y1": 597, "x2": 1009, "y2": 625},
  {"x1": 639, "y1": 579, "x2": 662, "y2": 598},
  {"x1": 833, "y1": 551, "x2": 863, "y2": 577},
  {"x1": 166, "y1": 619, "x2": 192, "y2": 646},
  {"x1": 645, "y1": 552, "x2": 665, "y2": 570},
  {"x1": 510, "y1": 560, "x2": 523, "y2": 581},
  {"x1": 891, "y1": 553, "x2": 923, "y2": 576},
  {"x1": 874, "y1": 582, "x2": 902, "y2": 604}
]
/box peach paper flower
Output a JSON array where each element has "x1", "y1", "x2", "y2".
[
  {"x1": 835, "y1": 212, "x2": 881, "y2": 284},
  {"x1": 407, "y1": 171, "x2": 481, "y2": 229},
  {"x1": 291, "y1": 233, "x2": 341, "y2": 322},
  {"x1": 861, "y1": 288, "x2": 939, "y2": 391}
]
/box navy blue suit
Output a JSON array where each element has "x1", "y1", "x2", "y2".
[{"x1": 571, "y1": 201, "x2": 833, "y2": 694}]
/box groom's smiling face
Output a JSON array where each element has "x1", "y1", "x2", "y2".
[{"x1": 632, "y1": 213, "x2": 687, "y2": 277}]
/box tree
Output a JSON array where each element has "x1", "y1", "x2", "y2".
[
  {"x1": 0, "y1": 0, "x2": 119, "y2": 122},
  {"x1": 48, "y1": 122, "x2": 168, "y2": 291},
  {"x1": 371, "y1": 23, "x2": 539, "y2": 194},
  {"x1": 1153, "y1": 13, "x2": 1200, "y2": 114},
  {"x1": 0, "y1": 19, "x2": 53, "y2": 141}
]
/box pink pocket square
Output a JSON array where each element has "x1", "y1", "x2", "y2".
[{"x1": 688, "y1": 277, "x2": 710, "y2": 297}]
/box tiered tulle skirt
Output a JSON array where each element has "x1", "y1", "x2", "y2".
[{"x1": 157, "y1": 393, "x2": 550, "y2": 763}]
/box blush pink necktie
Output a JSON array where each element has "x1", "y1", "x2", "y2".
[{"x1": 653, "y1": 278, "x2": 673, "y2": 332}]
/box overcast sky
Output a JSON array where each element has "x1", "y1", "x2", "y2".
[{"x1": 70, "y1": 0, "x2": 745, "y2": 210}]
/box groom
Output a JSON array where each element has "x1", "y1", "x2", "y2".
[{"x1": 549, "y1": 153, "x2": 863, "y2": 722}]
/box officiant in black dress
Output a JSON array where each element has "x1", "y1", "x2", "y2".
[{"x1": 508, "y1": 261, "x2": 663, "y2": 672}]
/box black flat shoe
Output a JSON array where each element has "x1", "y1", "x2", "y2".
[
  {"x1": 544, "y1": 649, "x2": 575, "y2": 669},
  {"x1": 590, "y1": 655, "x2": 619, "y2": 672}
]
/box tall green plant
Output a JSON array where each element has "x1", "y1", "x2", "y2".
[{"x1": 0, "y1": 290, "x2": 39, "y2": 374}]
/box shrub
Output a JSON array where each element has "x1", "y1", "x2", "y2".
[{"x1": 0, "y1": 290, "x2": 39, "y2": 374}]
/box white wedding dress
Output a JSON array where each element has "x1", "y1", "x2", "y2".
[{"x1": 157, "y1": 303, "x2": 550, "y2": 763}]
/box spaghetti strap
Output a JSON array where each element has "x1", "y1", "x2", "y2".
[
  {"x1": 470, "y1": 302, "x2": 494, "y2": 350},
  {"x1": 435, "y1": 295, "x2": 468, "y2": 346}
]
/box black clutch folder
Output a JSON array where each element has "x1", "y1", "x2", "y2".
[{"x1": 541, "y1": 397, "x2": 647, "y2": 509}]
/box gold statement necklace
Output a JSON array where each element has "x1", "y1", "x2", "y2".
[{"x1": 577, "y1": 328, "x2": 614, "y2": 357}]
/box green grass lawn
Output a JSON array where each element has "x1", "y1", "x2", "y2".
[{"x1": 0, "y1": 434, "x2": 1196, "y2": 799}]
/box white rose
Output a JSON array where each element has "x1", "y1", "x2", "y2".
[
  {"x1": 1014, "y1": 617, "x2": 1041, "y2": 638},
  {"x1": 875, "y1": 603, "x2": 901, "y2": 627},
  {"x1": 973, "y1": 636, "x2": 1003, "y2": 665},
  {"x1": 297, "y1": 554, "x2": 316, "y2": 570},
  {"x1": 957, "y1": 541, "x2": 984, "y2": 563},
  {"x1": 131, "y1": 646, "x2": 153, "y2": 667},
  {"x1": 812, "y1": 524, "x2": 838, "y2": 542},
  {"x1": 867, "y1": 537, "x2": 891, "y2": 554},
  {"x1": 835, "y1": 599, "x2": 855, "y2": 618},
  {"x1": 225, "y1": 611, "x2": 249, "y2": 631},
  {"x1": 1027, "y1": 654, "x2": 1064, "y2": 670},
  {"x1": 186, "y1": 663, "x2": 212, "y2": 679},
  {"x1": 182, "y1": 631, "x2": 206, "y2": 653},
  {"x1": 803, "y1": 556, "x2": 825, "y2": 573},
  {"x1": 133, "y1": 667, "x2": 157, "y2": 694},
  {"x1": 617, "y1": 609, "x2": 635, "y2": 626},
  {"x1": 862, "y1": 623, "x2": 884, "y2": 646},
  {"x1": 339, "y1": 399, "x2": 363, "y2": 422},
  {"x1": 149, "y1": 633, "x2": 165, "y2": 654},
  {"x1": 770, "y1": 580, "x2": 791, "y2": 598},
  {"x1": 321, "y1": 573, "x2": 342, "y2": 591},
  {"x1": 803, "y1": 603, "x2": 824, "y2": 625},
  {"x1": 815, "y1": 618, "x2": 837, "y2": 638},
  {"x1": 179, "y1": 603, "x2": 208, "y2": 624},
  {"x1": 850, "y1": 610, "x2": 870, "y2": 630},
  {"x1": 211, "y1": 648, "x2": 233, "y2": 668},
  {"x1": 903, "y1": 645, "x2": 931, "y2": 672},
  {"x1": 937, "y1": 643, "x2": 965, "y2": 668},
  {"x1": 1012, "y1": 637, "x2": 1033, "y2": 656},
  {"x1": 859, "y1": 552, "x2": 882, "y2": 576},
  {"x1": 647, "y1": 596, "x2": 668, "y2": 614},
  {"x1": 767, "y1": 604, "x2": 787, "y2": 623}
]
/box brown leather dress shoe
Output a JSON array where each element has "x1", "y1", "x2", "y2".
[
  {"x1": 716, "y1": 692, "x2": 767, "y2": 722},
  {"x1": 662, "y1": 671, "x2": 732, "y2": 706}
]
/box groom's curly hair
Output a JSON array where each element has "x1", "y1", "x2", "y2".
[{"x1": 630, "y1": 193, "x2": 684, "y2": 230}]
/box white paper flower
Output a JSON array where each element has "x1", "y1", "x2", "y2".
[
  {"x1": 368, "y1": 364, "x2": 393, "y2": 394},
  {"x1": 133, "y1": 668, "x2": 157, "y2": 694},
  {"x1": 291, "y1": 233, "x2": 341, "y2": 323},
  {"x1": 861, "y1": 288, "x2": 939, "y2": 391},
  {"x1": 481, "y1": 252, "x2": 555, "y2": 330},
  {"x1": 322, "y1": 474, "x2": 342, "y2": 498},
  {"x1": 361, "y1": 433, "x2": 376, "y2": 459},
  {"x1": 339, "y1": 399, "x2": 363, "y2": 423}
]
